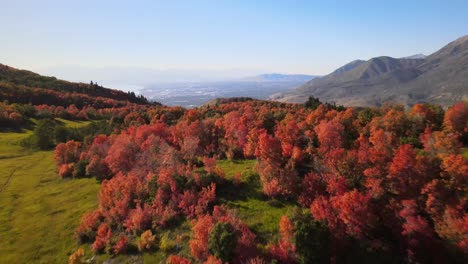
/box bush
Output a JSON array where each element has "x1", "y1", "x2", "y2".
[
  {"x1": 292, "y1": 210, "x2": 330, "y2": 264},
  {"x1": 73, "y1": 159, "x2": 89, "y2": 178},
  {"x1": 68, "y1": 247, "x2": 84, "y2": 264},
  {"x1": 20, "y1": 135, "x2": 39, "y2": 150},
  {"x1": 113, "y1": 234, "x2": 129, "y2": 255},
  {"x1": 138, "y1": 230, "x2": 156, "y2": 252},
  {"x1": 33, "y1": 119, "x2": 56, "y2": 149},
  {"x1": 208, "y1": 222, "x2": 238, "y2": 262},
  {"x1": 160, "y1": 231, "x2": 176, "y2": 253},
  {"x1": 54, "y1": 126, "x2": 70, "y2": 143}
]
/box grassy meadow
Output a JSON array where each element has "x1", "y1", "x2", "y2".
[{"x1": 0, "y1": 121, "x2": 100, "y2": 263}]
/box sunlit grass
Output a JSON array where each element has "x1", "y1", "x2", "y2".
[
  {"x1": 0, "y1": 120, "x2": 100, "y2": 263},
  {"x1": 217, "y1": 159, "x2": 296, "y2": 243}
]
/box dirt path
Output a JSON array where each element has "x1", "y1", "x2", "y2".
[{"x1": 0, "y1": 167, "x2": 18, "y2": 193}]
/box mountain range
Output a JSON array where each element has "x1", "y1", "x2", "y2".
[{"x1": 272, "y1": 35, "x2": 468, "y2": 107}]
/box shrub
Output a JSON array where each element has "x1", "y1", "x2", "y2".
[
  {"x1": 34, "y1": 119, "x2": 56, "y2": 149},
  {"x1": 167, "y1": 255, "x2": 192, "y2": 264},
  {"x1": 208, "y1": 222, "x2": 238, "y2": 262},
  {"x1": 293, "y1": 210, "x2": 330, "y2": 264},
  {"x1": 73, "y1": 159, "x2": 89, "y2": 178},
  {"x1": 68, "y1": 248, "x2": 84, "y2": 264},
  {"x1": 113, "y1": 234, "x2": 129, "y2": 255},
  {"x1": 138, "y1": 230, "x2": 156, "y2": 252},
  {"x1": 160, "y1": 231, "x2": 176, "y2": 253}
]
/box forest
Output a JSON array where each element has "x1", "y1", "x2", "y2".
[{"x1": 42, "y1": 97, "x2": 466, "y2": 263}]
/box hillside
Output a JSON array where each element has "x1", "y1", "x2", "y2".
[
  {"x1": 0, "y1": 64, "x2": 150, "y2": 105},
  {"x1": 274, "y1": 35, "x2": 468, "y2": 107}
]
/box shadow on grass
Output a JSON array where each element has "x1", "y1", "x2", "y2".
[
  {"x1": 216, "y1": 173, "x2": 267, "y2": 203},
  {"x1": 0, "y1": 154, "x2": 30, "y2": 159}
]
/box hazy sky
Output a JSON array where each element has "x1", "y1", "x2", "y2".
[{"x1": 1, "y1": 0, "x2": 468, "y2": 78}]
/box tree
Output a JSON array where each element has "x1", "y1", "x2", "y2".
[
  {"x1": 270, "y1": 215, "x2": 297, "y2": 263},
  {"x1": 104, "y1": 135, "x2": 139, "y2": 174},
  {"x1": 124, "y1": 204, "x2": 151, "y2": 234},
  {"x1": 204, "y1": 255, "x2": 223, "y2": 264},
  {"x1": 257, "y1": 132, "x2": 299, "y2": 197},
  {"x1": 167, "y1": 255, "x2": 192, "y2": 264},
  {"x1": 54, "y1": 126, "x2": 69, "y2": 143},
  {"x1": 208, "y1": 222, "x2": 238, "y2": 262},
  {"x1": 399, "y1": 200, "x2": 438, "y2": 263},
  {"x1": 444, "y1": 102, "x2": 467, "y2": 135},
  {"x1": 33, "y1": 119, "x2": 56, "y2": 149},
  {"x1": 54, "y1": 140, "x2": 82, "y2": 166},
  {"x1": 138, "y1": 230, "x2": 156, "y2": 252},
  {"x1": 92, "y1": 223, "x2": 111, "y2": 253},
  {"x1": 388, "y1": 144, "x2": 427, "y2": 198},
  {"x1": 69, "y1": 248, "x2": 85, "y2": 264},
  {"x1": 314, "y1": 119, "x2": 344, "y2": 153},
  {"x1": 331, "y1": 189, "x2": 376, "y2": 238},
  {"x1": 293, "y1": 210, "x2": 330, "y2": 264},
  {"x1": 190, "y1": 215, "x2": 215, "y2": 260},
  {"x1": 113, "y1": 234, "x2": 129, "y2": 254},
  {"x1": 304, "y1": 96, "x2": 322, "y2": 110}
]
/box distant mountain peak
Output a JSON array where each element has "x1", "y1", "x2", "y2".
[
  {"x1": 241, "y1": 73, "x2": 317, "y2": 82},
  {"x1": 331, "y1": 60, "x2": 366, "y2": 75},
  {"x1": 402, "y1": 54, "x2": 427, "y2": 59}
]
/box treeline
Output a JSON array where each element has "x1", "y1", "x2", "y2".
[
  {"x1": 58, "y1": 99, "x2": 467, "y2": 263},
  {"x1": 0, "y1": 64, "x2": 150, "y2": 105},
  {"x1": 0, "y1": 99, "x2": 181, "y2": 132},
  {"x1": 21, "y1": 119, "x2": 114, "y2": 150},
  {"x1": 0, "y1": 82, "x2": 153, "y2": 109}
]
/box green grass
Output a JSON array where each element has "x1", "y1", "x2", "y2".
[
  {"x1": 0, "y1": 131, "x2": 33, "y2": 158},
  {"x1": 0, "y1": 120, "x2": 100, "y2": 263},
  {"x1": 55, "y1": 118, "x2": 91, "y2": 128},
  {"x1": 217, "y1": 159, "x2": 296, "y2": 243}
]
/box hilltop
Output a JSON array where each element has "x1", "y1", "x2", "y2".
[
  {"x1": 273, "y1": 35, "x2": 468, "y2": 107},
  {"x1": 0, "y1": 64, "x2": 151, "y2": 106}
]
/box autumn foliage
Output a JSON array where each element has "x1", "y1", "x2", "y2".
[{"x1": 57, "y1": 99, "x2": 467, "y2": 263}]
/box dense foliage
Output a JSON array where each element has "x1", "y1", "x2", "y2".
[
  {"x1": 0, "y1": 64, "x2": 150, "y2": 104},
  {"x1": 54, "y1": 98, "x2": 467, "y2": 263}
]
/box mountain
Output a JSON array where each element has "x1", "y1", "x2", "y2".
[
  {"x1": 273, "y1": 35, "x2": 468, "y2": 107},
  {"x1": 241, "y1": 73, "x2": 317, "y2": 82},
  {"x1": 0, "y1": 64, "x2": 150, "y2": 105},
  {"x1": 402, "y1": 54, "x2": 427, "y2": 59}
]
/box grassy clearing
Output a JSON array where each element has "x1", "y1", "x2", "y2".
[
  {"x1": 217, "y1": 159, "x2": 296, "y2": 243},
  {"x1": 0, "y1": 120, "x2": 100, "y2": 263},
  {"x1": 55, "y1": 118, "x2": 91, "y2": 128}
]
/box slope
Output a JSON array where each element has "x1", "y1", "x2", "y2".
[
  {"x1": 275, "y1": 35, "x2": 468, "y2": 107},
  {"x1": 0, "y1": 64, "x2": 150, "y2": 105}
]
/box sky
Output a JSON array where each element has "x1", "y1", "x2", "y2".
[{"x1": 1, "y1": 0, "x2": 468, "y2": 83}]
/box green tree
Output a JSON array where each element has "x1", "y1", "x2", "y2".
[
  {"x1": 34, "y1": 119, "x2": 56, "y2": 149},
  {"x1": 293, "y1": 209, "x2": 330, "y2": 264},
  {"x1": 208, "y1": 222, "x2": 238, "y2": 262},
  {"x1": 304, "y1": 96, "x2": 322, "y2": 110},
  {"x1": 54, "y1": 126, "x2": 69, "y2": 143}
]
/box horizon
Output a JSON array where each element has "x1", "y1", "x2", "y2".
[{"x1": 1, "y1": 0, "x2": 468, "y2": 86}]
